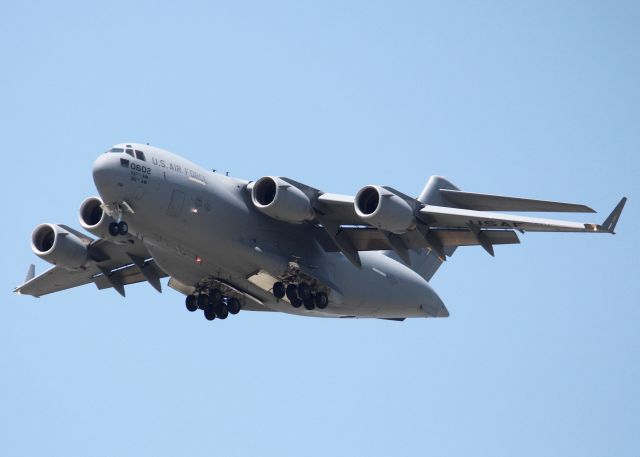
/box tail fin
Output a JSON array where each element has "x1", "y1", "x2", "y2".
[
  {"x1": 385, "y1": 176, "x2": 460, "y2": 281},
  {"x1": 418, "y1": 175, "x2": 460, "y2": 205}
]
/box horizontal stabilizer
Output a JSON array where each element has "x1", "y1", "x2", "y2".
[{"x1": 439, "y1": 189, "x2": 595, "y2": 213}]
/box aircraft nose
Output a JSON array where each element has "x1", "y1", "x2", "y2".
[{"x1": 92, "y1": 153, "x2": 123, "y2": 195}]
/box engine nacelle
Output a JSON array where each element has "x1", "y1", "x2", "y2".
[
  {"x1": 79, "y1": 196, "x2": 117, "y2": 238},
  {"x1": 354, "y1": 185, "x2": 415, "y2": 234},
  {"x1": 251, "y1": 176, "x2": 314, "y2": 224},
  {"x1": 31, "y1": 223, "x2": 89, "y2": 270}
]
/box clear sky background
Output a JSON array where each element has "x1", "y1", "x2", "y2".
[{"x1": 1, "y1": 1, "x2": 638, "y2": 456}]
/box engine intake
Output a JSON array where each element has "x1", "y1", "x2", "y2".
[
  {"x1": 251, "y1": 176, "x2": 314, "y2": 224},
  {"x1": 79, "y1": 196, "x2": 119, "y2": 239},
  {"x1": 31, "y1": 223, "x2": 89, "y2": 270},
  {"x1": 354, "y1": 185, "x2": 415, "y2": 234}
]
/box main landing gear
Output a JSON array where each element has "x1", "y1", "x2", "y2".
[
  {"x1": 184, "y1": 288, "x2": 242, "y2": 322},
  {"x1": 273, "y1": 280, "x2": 328, "y2": 311},
  {"x1": 108, "y1": 221, "x2": 129, "y2": 236}
]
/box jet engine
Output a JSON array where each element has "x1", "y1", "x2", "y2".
[
  {"x1": 79, "y1": 196, "x2": 117, "y2": 238},
  {"x1": 31, "y1": 223, "x2": 89, "y2": 270},
  {"x1": 251, "y1": 176, "x2": 315, "y2": 223},
  {"x1": 354, "y1": 185, "x2": 415, "y2": 234}
]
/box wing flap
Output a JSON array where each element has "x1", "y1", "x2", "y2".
[
  {"x1": 431, "y1": 228, "x2": 520, "y2": 247},
  {"x1": 314, "y1": 226, "x2": 520, "y2": 252},
  {"x1": 93, "y1": 260, "x2": 167, "y2": 291}
]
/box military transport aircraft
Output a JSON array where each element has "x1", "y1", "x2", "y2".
[{"x1": 14, "y1": 143, "x2": 626, "y2": 321}]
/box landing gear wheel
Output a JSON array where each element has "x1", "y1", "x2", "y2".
[
  {"x1": 117, "y1": 221, "x2": 129, "y2": 235},
  {"x1": 197, "y1": 294, "x2": 209, "y2": 309},
  {"x1": 314, "y1": 292, "x2": 328, "y2": 309},
  {"x1": 273, "y1": 282, "x2": 286, "y2": 299},
  {"x1": 208, "y1": 289, "x2": 222, "y2": 308},
  {"x1": 290, "y1": 298, "x2": 302, "y2": 308},
  {"x1": 185, "y1": 295, "x2": 198, "y2": 312},
  {"x1": 204, "y1": 309, "x2": 216, "y2": 321},
  {"x1": 285, "y1": 284, "x2": 298, "y2": 302},
  {"x1": 215, "y1": 304, "x2": 229, "y2": 320},
  {"x1": 108, "y1": 222, "x2": 119, "y2": 237},
  {"x1": 303, "y1": 295, "x2": 315, "y2": 310},
  {"x1": 298, "y1": 282, "x2": 311, "y2": 299},
  {"x1": 227, "y1": 298, "x2": 241, "y2": 315}
]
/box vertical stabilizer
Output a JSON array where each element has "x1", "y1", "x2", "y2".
[{"x1": 418, "y1": 176, "x2": 460, "y2": 204}]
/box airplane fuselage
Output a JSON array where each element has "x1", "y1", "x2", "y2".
[{"x1": 92, "y1": 143, "x2": 446, "y2": 319}]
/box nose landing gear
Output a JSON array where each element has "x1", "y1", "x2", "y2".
[
  {"x1": 102, "y1": 201, "x2": 134, "y2": 237},
  {"x1": 108, "y1": 221, "x2": 129, "y2": 236}
]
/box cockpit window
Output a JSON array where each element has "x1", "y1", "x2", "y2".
[
  {"x1": 135, "y1": 150, "x2": 146, "y2": 161},
  {"x1": 109, "y1": 148, "x2": 125, "y2": 153},
  {"x1": 125, "y1": 148, "x2": 134, "y2": 157}
]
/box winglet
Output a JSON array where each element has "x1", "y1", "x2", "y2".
[
  {"x1": 602, "y1": 197, "x2": 627, "y2": 234},
  {"x1": 24, "y1": 264, "x2": 35, "y2": 283},
  {"x1": 14, "y1": 264, "x2": 36, "y2": 294}
]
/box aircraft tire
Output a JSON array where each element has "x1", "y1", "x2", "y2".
[
  {"x1": 208, "y1": 289, "x2": 222, "y2": 307},
  {"x1": 117, "y1": 221, "x2": 129, "y2": 235},
  {"x1": 197, "y1": 294, "x2": 209, "y2": 309},
  {"x1": 227, "y1": 298, "x2": 241, "y2": 315},
  {"x1": 285, "y1": 284, "x2": 298, "y2": 301},
  {"x1": 314, "y1": 292, "x2": 328, "y2": 309},
  {"x1": 108, "y1": 222, "x2": 119, "y2": 236},
  {"x1": 273, "y1": 282, "x2": 286, "y2": 299},
  {"x1": 185, "y1": 294, "x2": 198, "y2": 312},
  {"x1": 303, "y1": 295, "x2": 315, "y2": 311},
  {"x1": 215, "y1": 304, "x2": 229, "y2": 320},
  {"x1": 204, "y1": 309, "x2": 216, "y2": 321},
  {"x1": 290, "y1": 298, "x2": 302, "y2": 308},
  {"x1": 298, "y1": 282, "x2": 311, "y2": 299}
]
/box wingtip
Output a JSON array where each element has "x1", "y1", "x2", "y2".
[
  {"x1": 24, "y1": 264, "x2": 35, "y2": 283},
  {"x1": 602, "y1": 197, "x2": 627, "y2": 234}
]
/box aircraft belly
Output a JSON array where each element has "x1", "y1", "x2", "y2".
[{"x1": 315, "y1": 252, "x2": 447, "y2": 318}]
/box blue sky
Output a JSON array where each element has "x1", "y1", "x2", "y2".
[{"x1": 1, "y1": 1, "x2": 638, "y2": 456}]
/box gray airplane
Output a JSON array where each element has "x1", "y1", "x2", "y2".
[{"x1": 14, "y1": 143, "x2": 627, "y2": 321}]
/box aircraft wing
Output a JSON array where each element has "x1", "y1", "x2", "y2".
[
  {"x1": 14, "y1": 237, "x2": 168, "y2": 298},
  {"x1": 273, "y1": 177, "x2": 627, "y2": 266},
  {"x1": 418, "y1": 204, "x2": 621, "y2": 233}
]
